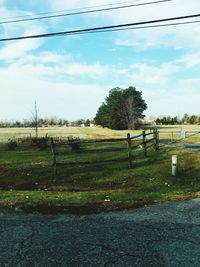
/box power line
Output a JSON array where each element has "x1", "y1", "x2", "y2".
[
  {"x1": 0, "y1": 0, "x2": 172, "y2": 25},
  {"x1": 0, "y1": 0, "x2": 150, "y2": 20},
  {"x1": 1, "y1": 13, "x2": 200, "y2": 42},
  {"x1": 84, "y1": 20, "x2": 200, "y2": 34}
]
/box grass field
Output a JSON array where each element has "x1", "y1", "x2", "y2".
[
  {"x1": 0, "y1": 126, "x2": 141, "y2": 143},
  {"x1": 0, "y1": 124, "x2": 199, "y2": 142},
  {"x1": 0, "y1": 126, "x2": 200, "y2": 213}
]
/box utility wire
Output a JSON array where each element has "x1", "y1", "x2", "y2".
[
  {"x1": 1, "y1": 13, "x2": 200, "y2": 42},
  {"x1": 0, "y1": 0, "x2": 151, "y2": 20},
  {"x1": 0, "y1": 0, "x2": 172, "y2": 25},
  {"x1": 83, "y1": 20, "x2": 200, "y2": 34}
]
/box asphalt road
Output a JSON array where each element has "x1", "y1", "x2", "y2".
[{"x1": 1, "y1": 199, "x2": 200, "y2": 267}]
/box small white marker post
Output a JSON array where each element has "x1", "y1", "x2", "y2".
[
  {"x1": 172, "y1": 155, "x2": 178, "y2": 176},
  {"x1": 180, "y1": 130, "x2": 186, "y2": 139}
]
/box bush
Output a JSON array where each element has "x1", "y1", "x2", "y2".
[
  {"x1": 17, "y1": 136, "x2": 49, "y2": 150},
  {"x1": 36, "y1": 137, "x2": 49, "y2": 150},
  {"x1": 7, "y1": 138, "x2": 17, "y2": 150},
  {"x1": 67, "y1": 136, "x2": 80, "y2": 151}
]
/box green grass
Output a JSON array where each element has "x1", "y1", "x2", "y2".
[{"x1": 0, "y1": 126, "x2": 200, "y2": 213}]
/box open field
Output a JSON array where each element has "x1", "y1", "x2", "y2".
[
  {"x1": 0, "y1": 124, "x2": 199, "y2": 143},
  {"x1": 155, "y1": 124, "x2": 200, "y2": 131},
  {"x1": 0, "y1": 124, "x2": 199, "y2": 212},
  {"x1": 0, "y1": 126, "x2": 142, "y2": 143}
]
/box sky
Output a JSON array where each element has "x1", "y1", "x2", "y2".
[{"x1": 0, "y1": 0, "x2": 200, "y2": 121}]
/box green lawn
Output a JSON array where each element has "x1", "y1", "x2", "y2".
[{"x1": 0, "y1": 132, "x2": 200, "y2": 212}]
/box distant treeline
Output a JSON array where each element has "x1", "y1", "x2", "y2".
[
  {"x1": 0, "y1": 118, "x2": 93, "y2": 128},
  {"x1": 155, "y1": 114, "x2": 200, "y2": 125},
  {"x1": 1, "y1": 114, "x2": 199, "y2": 128}
]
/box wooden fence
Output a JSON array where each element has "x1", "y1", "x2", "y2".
[
  {"x1": 50, "y1": 129, "x2": 159, "y2": 176},
  {"x1": 158, "y1": 130, "x2": 200, "y2": 141}
]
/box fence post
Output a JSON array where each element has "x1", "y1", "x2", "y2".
[
  {"x1": 50, "y1": 137, "x2": 57, "y2": 177},
  {"x1": 142, "y1": 130, "x2": 147, "y2": 157},
  {"x1": 156, "y1": 129, "x2": 159, "y2": 150},
  {"x1": 127, "y1": 133, "x2": 132, "y2": 168},
  {"x1": 153, "y1": 128, "x2": 159, "y2": 151}
]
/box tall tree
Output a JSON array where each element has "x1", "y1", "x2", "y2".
[{"x1": 94, "y1": 86, "x2": 147, "y2": 130}]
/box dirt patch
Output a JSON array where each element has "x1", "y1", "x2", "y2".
[
  {"x1": 18, "y1": 192, "x2": 200, "y2": 214},
  {"x1": 3, "y1": 200, "x2": 156, "y2": 215},
  {"x1": 1, "y1": 192, "x2": 200, "y2": 215},
  {"x1": 0, "y1": 181, "x2": 141, "y2": 191}
]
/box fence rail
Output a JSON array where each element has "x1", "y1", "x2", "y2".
[
  {"x1": 158, "y1": 129, "x2": 200, "y2": 141},
  {"x1": 50, "y1": 129, "x2": 159, "y2": 177}
]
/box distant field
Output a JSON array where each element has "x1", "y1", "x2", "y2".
[
  {"x1": 155, "y1": 124, "x2": 200, "y2": 131},
  {"x1": 0, "y1": 125, "x2": 199, "y2": 143},
  {"x1": 0, "y1": 126, "x2": 142, "y2": 143}
]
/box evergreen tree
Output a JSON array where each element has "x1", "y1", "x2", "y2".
[{"x1": 95, "y1": 86, "x2": 147, "y2": 130}]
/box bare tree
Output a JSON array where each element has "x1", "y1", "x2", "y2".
[
  {"x1": 123, "y1": 95, "x2": 139, "y2": 130},
  {"x1": 32, "y1": 101, "x2": 39, "y2": 138}
]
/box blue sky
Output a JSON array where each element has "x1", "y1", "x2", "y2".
[{"x1": 0, "y1": 0, "x2": 200, "y2": 121}]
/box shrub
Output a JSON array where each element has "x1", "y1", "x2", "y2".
[
  {"x1": 7, "y1": 138, "x2": 17, "y2": 150},
  {"x1": 67, "y1": 136, "x2": 80, "y2": 151},
  {"x1": 36, "y1": 137, "x2": 49, "y2": 150},
  {"x1": 17, "y1": 136, "x2": 49, "y2": 150}
]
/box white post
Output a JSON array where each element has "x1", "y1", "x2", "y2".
[
  {"x1": 172, "y1": 155, "x2": 178, "y2": 176},
  {"x1": 180, "y1": 130, "x2": 186, "y2": 139}
]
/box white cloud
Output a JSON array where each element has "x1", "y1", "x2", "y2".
[
  {"x1": 142, "y1": 84, "x2": 200, "y2": 117},
  {"x1": 110, "y1": 0, "x2": 200, "y2": 51},
  {"x1": 0, "y1": 28, "x2": 43, "y2": 61},
  {"x1": 177, "y1": 53, "x2": 200, "y2": 69},
  {"x1": 16, "y1": 51, "x2": 72, "y2": 65},
  {"x1": 0, "y1": 51, "x2": 198, "y2": 119},
  {"x1": 6, "y1": 55, "x2": 112, "y2": 78},
  {"x1": 0, "y1": 2, "x2": 46, "y2": 62},
  {"x1": 50, "y1": 0, "x2": 109, "y2": 12},
  {"x1": 178, "y1": 78, "x2": 200, "y2": 91},
  {"x1": 0, "y1": 60, "x2": 110, "y2": 120},
  {"x1": 61, "y1": 62, "x2": 110, "y2": 76},
  {"x1": 50, "y1": 0, "x2": 85, "y2": 10},
  {"x1": 115, "y1": 22, "x2": 200, "y2": 50},
  {"x1": 49, "y1": 0, "x2": 200, "y2": 51},
  {"x1": 127, "y1": 62, "x2": 178, "y2": 85},
  {"x1": 0, "y1": 37, "x2": 120, "y2": 78}
]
